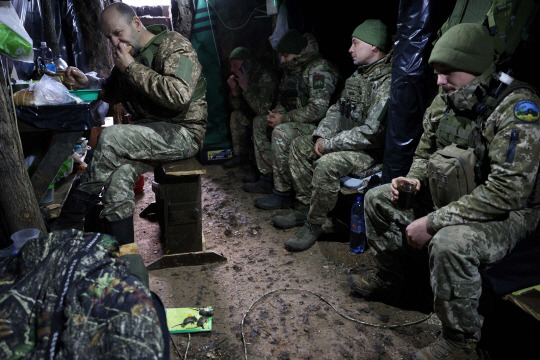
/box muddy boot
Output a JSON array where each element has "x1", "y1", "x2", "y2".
[
  {"x1": 273, "y1": 203, "x2": 309, "y2": 229},
  {"x1": 284, "y1": 221, "x2": 322, "y2": 251},
  {"x1": 223, "y1": 155, "x2": 246, "y2": 169},
  {"x1": 104, "y1": 215, "x2": 134, "y2": 246},
  {"x1": 254, "y1": 189, "x2": 294, "y2": 210},
  {"x1": 242, "y1": 174, "x2": 273, "y2": 194},
  {"x1": 347, "y1": 268, "x2": 404, "y2": 301},
  {"x1": 51, "y1": 188, "x2": 100, "y2": 231},
  {"x1": 410, "y1": 335, "x2": 478, "y2": 360}
]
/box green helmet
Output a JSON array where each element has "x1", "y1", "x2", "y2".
[
  {"x1": 429, "y1": 23, "x2": 494, "y2": 75},
  {"x1": 229, "y1": 47, "x2": 251, "y2": 61},
  {"x1": 276, "y1": 29, "x2": 307, "y2": 55},
  {"x1": 352, "y1": 19, "x2": 390, "y2": 53}
]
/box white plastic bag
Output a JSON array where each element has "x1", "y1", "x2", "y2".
[
  {"x1": 0, "y1": 1, "x2": 33, "y2": 62},
  {"x1": 33, "y1": 75, "x2": 82, "y2": 106}
]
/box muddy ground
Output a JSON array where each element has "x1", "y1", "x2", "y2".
[{"x1": 133, "y1": 163, "x2": 538, "y2": 360}]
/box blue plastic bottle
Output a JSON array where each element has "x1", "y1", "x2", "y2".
[
  {"x1": 38, "y1": 42, "x2": 56, "y2": 73},
  {"x1": 349, "y1": 196, "x2": 366, "y2": 253}
]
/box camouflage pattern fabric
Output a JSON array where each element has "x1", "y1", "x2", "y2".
[
  {"x1": 229, "y1": 63, "x2": 278, "y2": 156},
  {"x1": 82, "y1": 25, "x2": 206, "y2": 221},
  {"x1": 253, "y1": 33, "x2": 339, "y2": 177},
  {"x1": 0, "y1": 230, "x2": 164, "y2": 359},
  {"x1": 364, "y1": 68, "x2": 540, "y2": 342},
  {"x1": 290, "y1": 135, "x2": 378, "y2": 225},
  {"x1": 288, "y1": 58, "x2": 392, "y2": 224}
]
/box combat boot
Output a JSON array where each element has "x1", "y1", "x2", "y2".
[
  {"x1": 51, "y1": 188, "x2": 100, "y2": 231},
  {"x1": 347, "y1": 268, "x2": 404, "y2": 301},
  {"x1": 104, "y1": 215, "x2": 134, "y2": 246},
  {"x1": 284, "y1": 221, "x2": 322, "y2": 251},
  {"x1": 410, "y1": 335, "x2": 478, "y2": 360},
  {"x1": 273, "y1": 203, "x2": 309, "y2": 229},
  {"x1": 254, "y1": 189, "x2": 294, "y2": 210},
  {"x1": 243, "y1": 174, "x2": 273, "y2": 194}
]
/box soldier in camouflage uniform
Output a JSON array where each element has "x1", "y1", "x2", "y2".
[
  {"x1": 243, "y1": 29, "x2": 339, "y2": 196},
  {"x1": 55, "y1": 3, "x2": 206, "y2": 246},
  {"x1": 350, "y1": 24, "x2": 540, "y2": 359},
  {"x1": 270, "y1": 20, "x2": 392, "y2": 252},
  {"x1": 223, "y1": 47, "x2": 278, "y2": 169}
]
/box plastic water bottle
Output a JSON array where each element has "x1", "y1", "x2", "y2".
[
  {"x1": 38, "y1": 42, "x2": 56, "y2": 73},
  {"x1": 349, "y1": 196, "x2": 366, "y2": 253}
]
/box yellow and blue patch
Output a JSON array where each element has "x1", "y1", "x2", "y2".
[{"x1": 514, "y1": 100, "x2": 539, "y2": 123}]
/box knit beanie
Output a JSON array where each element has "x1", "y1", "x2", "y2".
[
  {"x1": 229, "y1": 47, "x2": 251, "y2": 61},
  {"x1": 276, "y1": 29, "x2": 307, "y2": 55},
  {"x1": 352, "y1": 19, "x2": 390, "y2": 53},
  {"x1": 429, "y1": 23, "x2": 494, "y2": 75}
]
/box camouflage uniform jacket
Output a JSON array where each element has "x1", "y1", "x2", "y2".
[
  {"x1": 90, "y1": 25, "x2": 207, "y2": 147},
  {"x1": 0, "y1": 230, "x2": 164, "y2": 359},
  {"x1": 312, "y1": 56, "x2": 392, "y2": 153},
  {"x1": 229, "y1": 62, "x2": 278, "y2": 116},
  {"x1": 407, "y1": 66, "x2": 540, "y2": 231},
  {"x1": 275, "y1": 33, "x2": 339, "y2": 124}
]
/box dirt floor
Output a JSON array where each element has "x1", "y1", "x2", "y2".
[{"x1": 133, "y1": 163, "x2": 538, "y2": 360}]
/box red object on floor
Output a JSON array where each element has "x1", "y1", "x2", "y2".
[{"x1": 134, "y1": 174, "x2": 144, "y2": 195}]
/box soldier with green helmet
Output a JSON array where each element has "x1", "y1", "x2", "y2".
[
  {"x1": 266, "y1": 19, "x2": 392, "y2": 252},
  {"x1": 243, "y1": 29, "x2": 340, "y2": 196},
  {"x1": 224, "y1": 47, "x2": 278, "y2": 169},
  {"x1": 55, "y1": 2, "x2": 207, "y2": 247},
  {"x1": 352, "y1": 23, "x2": 540, "y2": 359}
]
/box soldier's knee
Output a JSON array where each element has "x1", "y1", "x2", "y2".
[
  {"x1": 429, "y1": 226, "x2": 470, "y2": 261},
  {"x1": 365, "y1": 183, "x2": 390, "y2": 206}
]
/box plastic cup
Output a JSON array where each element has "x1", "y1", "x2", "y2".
[
  {"x1": 396, "y1": 181, "x2": 417, "y2": 210},
  {"x1": 10, "y1": 228, "x2": 40, "y2": 250}
]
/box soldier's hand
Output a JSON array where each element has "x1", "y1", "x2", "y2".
[
  {"x1": 405, "y1": 216, "x2": 433, "y2": 249},
  {"x1": 113, "y1": 42, "x2": 135, "y2": 72},
  {"x1": 64, "y1": 66, "x2": 89, "y2": 90},
  {"x1": 227, "y1": 75, "x2": 238, "y2": 95},
  {"x1": 314, "y1": 138, "x2": 325, "y2": 157},
  {"x1": 236, "y1": 67, "x2": 249, "y2": 91},
  {"x1": 267, "y1": 110, "x2": 283, "y2": 128},
  {"x1": 391, "y1": 177, "x2": 420, "y2": 203}
]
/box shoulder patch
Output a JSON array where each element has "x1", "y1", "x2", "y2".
[
  {"x1": 313, "y1": 75, "x2": 325, "y2": 89},
  {"x1": 514, "y1": 100, "x2": 540, "y2": 123},
  {"x1": 176, "y1": 55, "x2": 193, "y2": 83}
]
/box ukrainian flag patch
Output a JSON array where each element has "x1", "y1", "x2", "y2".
[
  {"x1": 514, "y1": 100, "x2": 539, "y2": 123},
  {"x1": 313, "y1": 75, "x2": 325, "y2": 89}
]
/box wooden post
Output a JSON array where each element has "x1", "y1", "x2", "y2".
[{"x1": 0, "y1": 62, "x2": 47, "y2": 235}]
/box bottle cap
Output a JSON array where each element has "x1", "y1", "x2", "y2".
[{"x1": 41, "y1": 41, "x2": 47, "y2": 46}]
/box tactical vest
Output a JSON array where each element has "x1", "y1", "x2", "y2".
[
  {"x1": 134, "y1": 31, "x2": 206, "y2": 102},
  {"x1": 434, "y1": 74, "x2": 540, "y2": 205},
  {"x1": 279, "y1": 56, "x2": 323, "y2": 112},
  {"x1": 339, "y1": 58, "x2": 391, "y2": 131}
]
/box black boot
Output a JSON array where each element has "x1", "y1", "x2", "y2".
[
  {"x1": 104, "y1": 215, "x2": 135, "y2": 246},
  {"x1": 51, "y1": 188, "x2": 100, "y2": 231}
]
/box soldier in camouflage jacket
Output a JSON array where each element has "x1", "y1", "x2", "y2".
[
  {"x1": 355, "y1": 24, "x2": 540, "y2": 359},
  {"x1": 56, "y1": 3, "x2": 206, "y2": 244},
  {"x1": 271, "y1": 20, "x2": 392, "y2": 252},
  {"x1": 244, "y1": 29, "x2": 340, "y2": 196},
  {"x1": 224, "y1": 47, "x2": 278, "y2": 169}
]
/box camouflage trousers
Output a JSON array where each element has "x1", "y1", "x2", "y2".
[
  {"x1": 290, "y1": 135, "x2": 378, "y2": 225},
  {"x1": 252, "y1": 115, "x2": 315, "y2": 190},
  {"x1": 229, "y1": 110, "x2": 252, "y2": 156},
  {"x1": 364, "y1": 183, "x2": 540, "y2": 342},
  {"x1": 78, "y1": 122, "x2": 199, "y2": 221}
]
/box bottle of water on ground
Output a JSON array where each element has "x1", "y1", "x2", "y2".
[{"x1": 350, "y1": 196, "x2": 366, "y2": 253}]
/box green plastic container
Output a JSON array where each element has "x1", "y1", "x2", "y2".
[{"x1": 69, "y1": 89, "x2": 100, "y2": 101}]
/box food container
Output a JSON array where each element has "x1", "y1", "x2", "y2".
[{"x1": 68, "y1": 89, "x2": 100, "y2": 102}]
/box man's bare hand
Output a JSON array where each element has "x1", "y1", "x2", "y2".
[
  {"x1": 113, "y1": 42, "x2": 135, "y2": 72},
  {"x1": 390, "y1": 177, "x2": 420, "y2": 203},
  {"x1": 227, "y1": 75, "x2": 238, "y2": 95},
  {"x1": 314, "y1": 137, "x2": 325, "y2": 157},
  {"x1": 236, "y1": 67, "x2": 249, "y2": 91},
  {"x1": 405, "y1": 216, "x2": 434, "y2": 249},
  {"x1": 267, "y1": 110, "x2": 283, "y2": 128},
  {"x1": 64, "y1": 66, "x2": 89, "y2": 90}
]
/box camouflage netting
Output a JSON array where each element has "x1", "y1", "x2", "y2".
[{"x1": 0, "y1": 230, "x2": 164, "y2": 359}]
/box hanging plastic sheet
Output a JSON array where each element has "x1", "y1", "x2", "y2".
[
  {"x1": 0, "y1": 1, "x2": 34, "y2": 62},
  {"x1": 381, "y1": 0, "x2": 456, "y2": 183}
]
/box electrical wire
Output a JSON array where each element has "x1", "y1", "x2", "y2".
[
  {"x1": 205, "y1": 0, "x2": 266, "y2": 31},
  {"x1": 240, "y1": 287, "x2": 434, "y2": 360},
  {"x1": 204, "y1": 0, "x2": 221, "y2": 66}
]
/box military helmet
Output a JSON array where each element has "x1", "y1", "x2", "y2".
[
  {"x1": 429, "y1": 23, "x2": 494, "y2": 75},
  {"x1": 352, "y1": 19, "x2": 390, "y2": 53}
]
